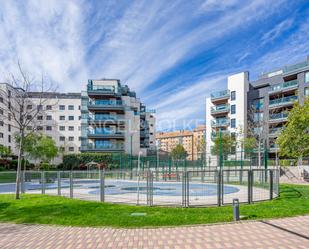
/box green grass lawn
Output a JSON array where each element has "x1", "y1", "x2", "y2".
[{"x1": 0, "y1": 184, "x2": 308, "y2": 228}]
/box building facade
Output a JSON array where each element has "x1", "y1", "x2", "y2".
[
  {"x1": 156, "y1": 125, "x2": 206, "y2": 160},
  {"x1": 80, "y1": 79, "x2": 155, "y2": 156},
  {"x1": 206, "y1": 56, "x2": 309, "y2": 158},
  {"x1": 0, "y1": 79, "x2": 156, "y2": 163}
]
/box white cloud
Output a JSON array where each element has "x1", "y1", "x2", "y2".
[{"x1": 261, "y1": 18, "x2": 294, "y2": 46}]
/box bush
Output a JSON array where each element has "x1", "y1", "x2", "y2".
[{"x1": 62, "y1": 153, "x2": 116, "y2": 170}]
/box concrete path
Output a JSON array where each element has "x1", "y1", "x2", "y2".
[{"x1": 0, "y1": 216, "x2": 308, "y2": 248}]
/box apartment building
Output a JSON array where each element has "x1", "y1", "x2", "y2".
[
  {"x1": 156, "y1": 125, "x2": 206, "y2": 160},
  {"x1": 206, "y1": 56, "x2": 309, "y2": 158},
  {"x1": 0, "y1": 79, "x2": 156, "y2": 162},
  {"x1": 80, "y1": 79, "x2": 156, "y2": 156}
]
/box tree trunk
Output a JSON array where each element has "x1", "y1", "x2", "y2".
[{"x1": 15, "y1": 131, "x2": 24, "y2": 199}]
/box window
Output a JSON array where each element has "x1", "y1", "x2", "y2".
[
  {"x1": 46, "y1": 115, "x2": 52, "y2": 120},
  {"x1": 27, "y1": 126, "x2": 32, "y2": 131},
  {"x1": 46, "y1": 105, "x2": 52, "y2": 110},
  {"x1": 231, "y1": 118, "x2": 236, "y2": 128},
  {"x1": 8, "y1": 113, "x2": 11, "y2": 121},
  {"x1": 78, "y1": 105, "x2": 81, "y2": 110},
  {"x1": 305, "y1": 87, "x2": 309, "y2": 96},
  {"x1": 252, "y1": 98, "x2": 264, "y2": 110},
  {"x1": 59, "y1": 105, "x2": 65, "y2": 110},
  {"x1": 68, "y1": 126, "x2": 74, "y2": 131},
  {"x1": 231, "y1": 91, "x2": 236, "y2": 101},
  {"x1": 69, "y1": 147, "x2": 74, "y2": 152},
  {"x1": 27, "y1": 105, "x2": 32, "y2": 110},
  {"x1": 305, "y1": 72, "x2": 309, "y2": 83},
  {"x1": 78, "y1": 116, "x2": 81, "y2": 120},
  {"x1": 0, "y1": 121, "x2": 3, "y2": 126},
  {"x1": 0, "y1": 108, "x2": 3, "y2": 115},
  {"x1": 59, "y1": 116, "x2": 65, "y2": 121},
  {"x1": 8, "y1": 135, "x2": 11, "y2": 143},
  {"x1": 46, "y1": 126, "x2": 52, "y2": 131},
  {"x1": 59, "y1": 126, "x2": 65, "y2": 131},
  {"x1": 231, "y1": 132, "x2": 236, "y2": 139},
  {"x1": 0, "y1": 97, "x2": 3, "y2": 103},
  {"x1": 8, "y1": 124, "x2": 11, "y2": 132},
  {"x1": 37, "y1": 126, "x2": 43, "y2": 131},
  {"x1": 68, "y1": 116, "x2": 74, "y2": 121},
  {"x1": 27, "y1": 115, "x2": 32, "y2": 120},
  {"x1": 0, "y1": 132, "x2": 3, "y2": 138},
  {"x1": 69, "y1": 136, "x2": 74, "y2": 141},
  {"x1": 68, "y1": 105, "x2": 74, "y2": 110},
  {"x1": 37, "y1": 105, "x2": 43, "y2": 111},
  {"x1": 37, "y1": 115, "x2": 43, "y2": 120},
  {"x1": 59, "y1": 147, "x2": 65, "y2": 152},
  {"x1": 59, "y1": 136, "x2": 65, "y2": 142},
  {"x1": 8, "y1": 90, "x2": 11, "y2": 97},
  {"x1": 231, "y1": 104, "x2": 236, "y2": 114},
  {"x1": 78, "y1": 136, "x2": 81, "y2": 141}
]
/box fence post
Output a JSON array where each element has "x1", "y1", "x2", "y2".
[
  {"x1": 217, "y1": 169, "x2": 222, "y2": 206},
  {"x1": 100, "y1": 169, "x2": 105, "y2": 202},
  {"x1": 248, "y1": 170, "x2": 251, "y2": 204},
  {"x1": 41, "y1": 171, "x2": 45, "y2": 194},
  {"x1": 70, "y1": 171, "x2": 73, "y2": 198},
  {"x1": 269, "y1": 170, "x2": 273, "y2": 200},
  {"x1": 57, "y1": 171, "x2": 61, "y2": 196},
  {"x1": 182, "y1": 171, "x2": 188, "y2": 207}
]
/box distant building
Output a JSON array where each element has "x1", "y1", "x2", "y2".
[{"x1": 156, "y1": 125, "x2": 206, "y2": 160}]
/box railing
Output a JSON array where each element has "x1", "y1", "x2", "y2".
[
  {"x1": 269, "y1": 127, "x2": 283, "y2": 135},
  {"x1": 283, "y1": 61, "x2": 309, "y2": 74},
  {"x1": 89, "y1": 100, "x2": 123, "y2": 106},
  {"x1": 211, "y1": 104, "x2": 229, "y2": 114},
  {"x1": 269, "y1": 95, "x2": 298, "y2": 107},
  {"x1": 88, "y1": 114, "x2": 124, "y2": 121},
  {"x1": 87, "y1": 84, "x2": 116, "y2": 93},
  {"x1": 211, "y1": 118, "x2": 230, "y2": 127},
  {"x1": 269, "y1": 80, "x2": 298, "y2": 93},
  {"x1": 0, "y1": 169, "x2": 279, "y2": 207},
  {"x1": 269, "y1": 112, "x2": 288, "y2": 120},
  {"x1": 83, "y1": 143, "x2": 124, "y2": 150},
  {"x1": 211, "y1": 90, "x2": 230, "y2": 100},
  {"x1": 88, "y1": 130, "x2": 125, "y2": 135},
  {"x1": 211, "y1": 130, "x2": 230, "y2": 139}
]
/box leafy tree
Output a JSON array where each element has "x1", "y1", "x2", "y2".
[
  {"x1": 242, "y1": 137, "x2": 256, "y2": 153},
  {"x1": 211, "y1": 133, "x2": 235, "y2": 159},
  {"x1": 277, "y1": 97, "x2": 309, "y2": 164},
  {"x1": 0, "y1": 145, "x2": 11, "y2": 157},
  {"x1": 16, "y1": 133, "x2": 58, "y2": 164},
  {"x1": 196, "y1": 136, "x2": 206, "y2": 160},
  {"x1": 171, "y1": 144, "x2": 187, "y2": 160}
]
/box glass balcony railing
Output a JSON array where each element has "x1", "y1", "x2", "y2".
[
  {"x1": 211, "y1": 118, "x2": 230, "y2": 127},
  {"x1": 83, "y1": 143, "x2": 124, "y2": 150},
  {"x1": 211, "y1": 90, "x2": 230, "y2": 100},
  {"x1": 269, "y1": 95, "x2": 298, "y2": 107},
  {"x1": 283, "y1": 61, "x2": 309, "y2": 74},
  {"x1": 269, "y1": 127, "x2": 283, "y2": 135},
  {"x1": 211, "y1": 130, "x2": 230, "y2": 139},
  {"x1": 88, "y1": 114, "x2": 124, "y2": 121},
  {"x1": 211, "y1": 104, "x2": 229, "y2": 114},
  {"x1": 269, "y1": 80, "x2": 298, "y2": 93},
  {"x1": 269, "y1": 112, "x2": 288, "y2": 120},
  {"x1": 88, "y1": 100, "x2": 123, "y2": 106},
  {"x1": 87, "y1": 84, "x2": 116, "y2": 93},
  {"x1": 88, "y1": 129, "x2": 125, "y2": 135}
]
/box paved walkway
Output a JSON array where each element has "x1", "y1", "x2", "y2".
[{"x1": 0, "y1": 216, "x2": 308, "y2": 248}]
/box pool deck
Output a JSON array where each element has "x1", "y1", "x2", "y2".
[{"x1": 0, "y1": 215, "x2": 308, "y2": 248}]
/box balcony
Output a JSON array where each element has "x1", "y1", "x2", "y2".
[
  {"x1": 269, "y1": 144, "x2": 279, "y2": 153},
  {"x1": 87, "y1": 100, "x2": 125, "y2": 111},
  {"x1": 211, "y1": 104, "x2": 229, "y2": 115},
  {"x1": 211, "y1": 118, "x2": 230, "y2": 128},
  {"x1": 269, "y1": 127, "x2": 283, "y2": 137},
  {"x1": 269, "y1": 80, "x2": 298, "y2": 95},
  {"x1": 81, "y1": 143, "x2": 124, "y2": 152},
  {"x1": 87, "y1": 129, "x2": 125, "y2": 139},
  {"x1": 269, "y1": 112, "x2": 288, "y2": 123},
  {"x1": 87, "y1": 84, "x2": 119, "y2": 96},
  {"x1": 88, "y1": 114, "x2": 125, "y2": 124},
  {"x1": 211, "y1": 90, "x2": 230, "y2": 102},
  {"x1": 211, "y1": 130, "x2": 230, "y2": 140},
  {"x1": 269, "y1": 95, "x2": 298, "y2": 109}
]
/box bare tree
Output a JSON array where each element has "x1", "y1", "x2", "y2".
[{"x1": 0, "y1": 62, "x2": 58, "y2": 199}]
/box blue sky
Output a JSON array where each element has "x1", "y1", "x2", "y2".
[{"x1": 0, "y1": 0, "x2": 309, "y2": 131}]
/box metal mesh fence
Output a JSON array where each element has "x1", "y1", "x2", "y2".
[{"x1": 0, "y1": 168, "x2": 279, "y2": 207}]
